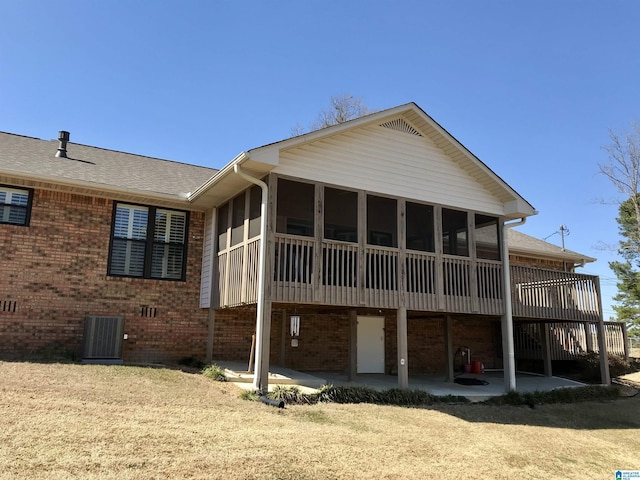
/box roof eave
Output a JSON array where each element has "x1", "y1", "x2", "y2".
[{"x1": 0, "y1": 169, "x2": 195, "y2": 208}]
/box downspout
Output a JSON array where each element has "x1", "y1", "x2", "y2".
[
  {"x1": 501, "y1": 217, "x2": 526, "y2": 392},
  {"x1": 234, "y1": 161, "x2": 269, "y2": 392}
]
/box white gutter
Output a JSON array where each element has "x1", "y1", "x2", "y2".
[
  {"x1": 233, "y1": 161, "x2": 269, "y2": 392},
  {"x1": 501, "y1": 217, "x2": 526, "y2": 392}
]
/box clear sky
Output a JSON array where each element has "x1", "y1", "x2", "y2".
[{"x1": 2, "y1": 1, "x2": 639, "y2": 319}]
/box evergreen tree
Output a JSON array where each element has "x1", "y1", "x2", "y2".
[{"x1": 610, "y1": 196, "x2": 640, "y2": 332}]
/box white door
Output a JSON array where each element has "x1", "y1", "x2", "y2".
[{"x1": 357, "y1": 316, "x2": 385, "y2": 373}]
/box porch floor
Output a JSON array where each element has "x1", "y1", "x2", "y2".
[{"x1": 216, "y1": 361, "x2": 586, "y2": 402}]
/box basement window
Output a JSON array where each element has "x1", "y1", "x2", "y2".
[
  {"x1": 0, "y1": 185, "x2": 33, "y2": 226},
  {"x1": 108, "y1": 203, "x2": 189, "y2": 280}
]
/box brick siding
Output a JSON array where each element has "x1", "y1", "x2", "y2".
[
  {"x1": 213, "y1": 306, "x2": 500, "y2": 374},
  {"x1": 0, "y1": 188, "x2": 208, "y2": 363}
]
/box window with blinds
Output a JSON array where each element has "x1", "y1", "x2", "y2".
[
  {"x1": 0, "y1": 186, "x2": 33, "y2": 226},
  {"x1": 108, "y1": 203, "x2": 188, "y2": 280}
]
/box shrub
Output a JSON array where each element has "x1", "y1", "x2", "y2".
[
  {"x1": 202, "y1": 364, "x2": 227, "y2": 382},
  {"x1": 576, "y1": 352, "x2": 635, "y2": 381},
  {"x1": 267, "y1": 385, "x2": 313, "y2": 405},
  {"x1": 483, "y1": 385, "x2": 620, "y2": 406}
]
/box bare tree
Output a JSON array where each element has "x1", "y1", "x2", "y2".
[
  {"x1": 600, "y1": 122, "x2": 640, "y2": 331},
  {"x1": 600, "y1": 122, "x2": 640, "y2": 236},
  {"x1": 290, "y1": 94, "x2": 374, "y2": 136}
]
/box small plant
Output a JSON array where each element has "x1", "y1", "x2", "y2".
[
  {"x1": 267, "y1": 385, "x2": 312, "y2": 405},
  {"x1": 202, "y1": 364, "x2": 227, "y2": 382},
  {"x1": 239, "y1": 389, "x2": 259, "y2": 401}
]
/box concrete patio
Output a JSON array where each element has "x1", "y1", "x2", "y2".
[{"x1": 216, "y1": 361, "x2": 587, "y2": 402}]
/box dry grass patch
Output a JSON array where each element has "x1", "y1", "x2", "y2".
[{"x1": 1, "y1": 361, "x2": 638, "y2": 480}]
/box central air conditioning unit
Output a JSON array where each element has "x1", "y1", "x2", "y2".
[{"x1": 82, "y1": 315, "x2": 125, "y2": 364}]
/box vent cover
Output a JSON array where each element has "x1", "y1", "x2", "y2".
[
  {"x1": 1, "y1": 300, "x2": 17, "y2": 313},
  {"x1": 82, "y1": 315, "x2": 124, "y2": 363},
  {"x1": 380, "y1": 118, "x2": 422, "y2": 137}
]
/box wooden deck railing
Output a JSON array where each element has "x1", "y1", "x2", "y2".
[
  {"x1": 511, "y1": 267, "x2": 600, "y2": 321},
  {"x1": 514, "y1": 321, "x2": 628, "y2": 360},
  {"x1": 216, "y1": 235, "x2": 602, "y2": 322}
]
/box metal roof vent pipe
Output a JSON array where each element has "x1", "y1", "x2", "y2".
[{"x1": 55, "y1": 130, "x2": 70, "y2": 158}]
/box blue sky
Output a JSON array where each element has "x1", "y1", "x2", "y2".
[{"x1": 2, "y1": 1, "x2": 639, "y2": 318}]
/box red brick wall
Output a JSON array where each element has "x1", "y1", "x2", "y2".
[
  {"x1": 276, "y1": 312, "x2": 350, "y2": 372},
  {"x1": 211, "y1": 307, "x2": 256, "y2": 362},
  {"x1": 509, "y1": 254, "x2": 569, "y2": 272},
  {"x1": 0, "y1": 188, "x2": 208, "y2": 363},
  {"x1": 212, "y1": 307, "x2": 500, "y2": 375}
]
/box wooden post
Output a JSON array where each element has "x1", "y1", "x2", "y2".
[
  {"x1": 584, "y1": 322, "x2": 594, "y2": 353},
  {"x1": 444, "y1": 314, "x2": 454, "y2": 382},
  {"x1": 397, "y1": 307, "x2": 409, "y2": 389},
  {"x1": 541, "y1": 322, "x2": 553, "y2": 377},
  {"x1": 313, "y1": 184, "x2": 323, "y2": 303},
  {"x1": 594, "y1": 277, "x2": 611, "y2": 385},
  {"x1": 621, "y1": 322, "x2": 630, "y2": 362},
  {"x1": 248, "y1": 333, "x2": 256, "y2": 373},
  {"x1": 280, "y1": 309, "x2": 287, "y2": 367},
  {"x1": 357, "y1": 191, "x2": 366, "y2": 304},
  {"x1": 206, "y1": 309, "x2": 216, "y2": 364},
  {"x1": 349, "y1": 310, "x2": 357, "y2": 381},
  {"x1": 434, "y1": 206, "x2": 445, "y2": 311}
]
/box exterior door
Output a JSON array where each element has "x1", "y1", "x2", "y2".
[{"x1": 357, "y1": 316, "x2": 385, "y2": 373}]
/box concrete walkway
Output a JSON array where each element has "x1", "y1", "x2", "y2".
[{"x1": 216, "y1": 361, "x2": 586, "y2": 401}]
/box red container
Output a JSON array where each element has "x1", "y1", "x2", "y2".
[
  {"x1": 463, "y1": 363, "x2": 472, "y2": 373},
  {"x1": 471, "y1": 361, "x2": 482, "y2": 374}
]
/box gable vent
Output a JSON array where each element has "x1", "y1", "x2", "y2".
[{"x1": 380, "y1": 118, "x2": 422, "y2": 137}]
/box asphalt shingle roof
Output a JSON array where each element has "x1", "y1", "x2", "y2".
[
  {"x1": 0, "y1": 130, "x2": 594, "y2": 263},
  {"x1": 0, "y1": 132, "x2": 217, "y2": 198},
  {"x1": 508, "y1": 229, "x2": 595, "y2": 263}
]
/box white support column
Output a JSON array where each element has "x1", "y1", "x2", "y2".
[
  {"x1": 257, "y1": 300, "x2": 273, "y2": 389},
  {"x1": 233, "y1": 161, "x2": 271, "y2": 393},
  {"x1": 501, "y1": 218, "x2": 526, "y2": 392},
  {"x1": 397, "y1": 307, "x2": 409, "y2": 389}
]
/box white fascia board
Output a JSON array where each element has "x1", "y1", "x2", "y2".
[
  {"x1": 188, "y1": 151, "x2": 276, "y2": 206},
  {"x1": 245, "y1": 146, "x2": 279, "y2": 166},
  {"x1": 188, "y1": 152, "x2": 249, "y2": 202},
  {"x1": 504, "y1": 198, "x2": 538, "y2": 218}
]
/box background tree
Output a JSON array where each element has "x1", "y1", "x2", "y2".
[
  {"x1": 290, "y1": 94, "x2": 374, "y2": 136},
  {"x1": 609, "y1": 196, "x2": 640, "y2": 332},
  {"x1": 600, "y1": 122, "x2": 640, "y2": 332}
]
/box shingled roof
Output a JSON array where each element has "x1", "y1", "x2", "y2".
[
  {"x1": 0, "y1": 129, "x2": 595, "y2": 264},
  {"x1": 508, "y1": 229, "x2": 595, "y2": 265},
  {"x1": 0, "y1": 132, "x2": 216, "y2": 199}
]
